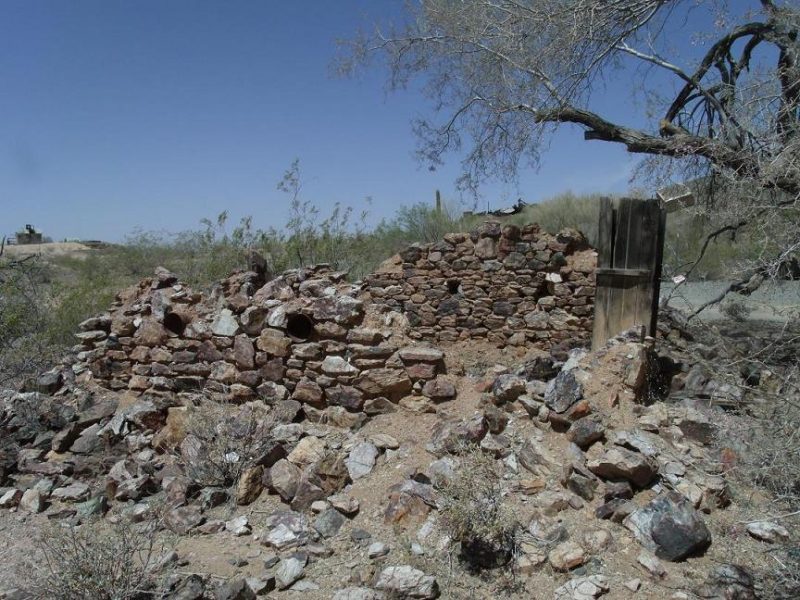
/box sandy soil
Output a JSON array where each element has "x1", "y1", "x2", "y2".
[
  {"x1": 662, "y1": 280, "x2": 800, "y2": 322},
  {"x1": 2, "y1": 242, "x2": 94, "y2": 259}
]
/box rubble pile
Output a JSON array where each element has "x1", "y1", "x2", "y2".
[
  {"x1": 0, "y1": 224, "x2": 791, "y2": 599},
  {"x1": 364, "y1": 223, "x2": 596, "y2": 350}
]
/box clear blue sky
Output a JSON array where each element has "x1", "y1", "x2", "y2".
[{"x1": 0, "y1": 0, "x2": 740, "y2": 242}]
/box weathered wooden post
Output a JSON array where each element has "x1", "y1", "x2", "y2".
[{"x1": 592, "y1": 197, "x2": 667, "y2": 349}]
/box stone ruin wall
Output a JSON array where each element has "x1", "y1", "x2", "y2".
[
  {"x1": 363, "y1": 222, "x2": 597, "y2": 355},
  {"x1": 71, "y1": 222, "x2": 596, "y2": 411},
  {"x1": 73, "y1": 266, "x2": 449, "y2": 417}
]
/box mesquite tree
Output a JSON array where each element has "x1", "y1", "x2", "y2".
[{"x1": 342, "y1": 0, "x2": 800, "y2": 291}]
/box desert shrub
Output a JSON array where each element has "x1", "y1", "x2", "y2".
[
  {"x1": 28, "y1": 517, "x2": 165, "y2": 600},
  {"x1": 0, "y1": 255, "x2": 60, "y2": 386},
  {"x1": 180, "y1": 399, "x2": 275, "y2": 488},
  {"x1": 438, "y1": 447, "x2": 519, "y2": 570},
  {"x1": 720, "y1": 297, "x2": 753, "y2": 322}
]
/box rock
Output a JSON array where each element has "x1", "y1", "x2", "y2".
[
  {"x1": 384, "y1": 480, "x2": 437, "y2": 525},
  {"x1": 333, "y1": 588, "x2": 384, "y2": 600},
  {"x1": 586, "y1": 446, "x2": 658, "y2": 488},
  {"x1": 262, "y1": 510, "x2": 314, "y2": 549},
  {"x1": 567, "y1": 416, "x2": 605, "y2": 449},
  {"x1": 492, "y1": 374, "x2": 526, "y2": 403},
  {"x1": 51, "y1": 481, "x2": 91, "y2": 502},
  {"x1": 268, "y1": 459, "x2": 301, "y2": 501},
  {"x1": 399, "y1": 346, "x2": 444, "y2": 363},
  {"x1": 364, "y1": 397, "x2": 397, "y2": 415},
  {"x1": 235, "y1": 465, "x2": 264, "y2": 505},
  {"x1": 695, "y1": 564, "x2": 756, "y2": 600},
  {"x1": 565, "y1": 469, "x2": 598, "y2": 501},
  {"x1": 211, "y1": 309, "x2": 240, "y2": 337},
  {"x1": 165, "y1": 506, "x2": 204, "y2": 535},
  {"x1": 428, "y1": 457, "x2": 458, "y2": 488},
  {"x1": 582, "y1": 528, "x2": 612, "y2": 553},
  {"x1": 399, "y1": 396, "x2": 435, "y2": 414},
  {"x1": 545, "y1": 370, "x2": 584, "y2": 414},
  {"x1": 288, "y1": 437, "x2": 327, "y2": 466},
  {"x1": 369, "y1": 433, "x2": 400, "y2": 450},
  {"x1": 637, "y1": 550, "x2": 667, "y2": 578},
  {"x1": 152, "y1": 406, "x2": 188, "y2": 451},
  {"x1": 357, "y1": 369, "x2": 412, "y2": 400},
  {"x1": 114, "y1": 475, "x2": 158, "y2": 502},
  {"x1": 518, "y1": 437, "x2": 557, "y2": 476},
  {"x1": 673, "y1": 406, "x2": 716, "y2": 445},
  {"x1": 36, "y1": 370, "x2": 64, "y2": 394},
  {"x1": 368, "y1": 541, "x2": 390, "y2": 558},
  {"x1": 548, "y1": 541, "x2": 586, "y2": 571},
  {"x1": 745, "y1": 521, "x2": 790, "y2": 543},
  {"x1": 276, "y1": 556, "x2": 306, "y2": 589},
  {"x1": 623, "y1": 579, "x2": 642, "y2": 592},
  {"x1": 313, "y1": 508, "x2": 346, "y2": 538},
  {"x1": 19, "y1": 488, "x2": 44, "y2": 513},
  {"x1": 214, "y1": 578, "x2": 255, "y2": 600},
  {"x1": 233, "y1": 335, "x2": 255, "y2": 370},
  {"x1": 225, "y1": 515, "x2": 252, "y2": 537},
  {"x1": 327, "y1": 386, "x2": 366, "y2": 411},
  {"x1": 520, "y1": 354, "x2": 559, "y2": 382},
  {"x1": 292, "y1": 379, "x2": 324, "y2": 406},
  {"x1": 624, "y1": 492, "x2": 712, "y2": 561},
  {"x1": 426, "y1": 415, "x2": 488, "y2": 457},
  {"x1": 77, "y1": 495, "x2": 109, "y2": 518},
  {"x1": 166, "y1": 574, "x2": 206, "y2": 600},
  {"x1": 346, "y1": 442, "x2": 379, "y2": 480},
  {"x1": 553, "y1": 575, "x2": 609, "y2": 600},
  {"x1": 0, "y1": 489, "x2": 22, "y2": 508},
  {"x1": 329, "y1": 493, "x2": 360, "y2": 516},
  {"x1": 322, "y1": 356, "x2": 359, "y2": 376},
  {"x1": 374, "y1": 565, "x2": 439, "y2": 599},
  {"x1": 422, "y1": 378, "x2": 456, "y2": 401}
]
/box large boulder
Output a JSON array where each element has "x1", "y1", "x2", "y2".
[{"x1": 624, "y1": 492, "x2": 712, "y2": 561}]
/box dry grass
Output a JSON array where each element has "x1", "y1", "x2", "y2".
[
  {"x1": 438, "y1": 447, "x2": 520, "y2": 570},
  {"x1": 25, "y1": 517, "x2": 167, "y2": 600},
  {"x1": 179, "y1": 398, "x2": 275, "y2": 489}
]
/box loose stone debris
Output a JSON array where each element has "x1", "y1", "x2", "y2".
[{"x1": 0, "y1": 223, "x2": 795, "y2": 599}]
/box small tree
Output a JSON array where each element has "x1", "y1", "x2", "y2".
[{"x1": 342, "y1": 0, "x2": 800, "y2": 294}]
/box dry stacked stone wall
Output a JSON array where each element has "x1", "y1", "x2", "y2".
[
  {"x1": 72, "y1": 265, "x2": 450, "y2": 418},
  {"x1": 363, "y1": 222, "x2": 596, "y2": 350}
]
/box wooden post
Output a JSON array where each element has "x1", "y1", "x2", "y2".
[{"x1": 592, "y1": 197, "x2": 667, "y2": 349}]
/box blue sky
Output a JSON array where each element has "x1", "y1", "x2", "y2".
[{"x1": 0, "y1": 0, "x2": 747, "y2": 242}]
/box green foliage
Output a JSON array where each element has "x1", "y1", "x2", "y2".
[{"x1": 1, "y1": 159, "x2": 785, "y2": 387}]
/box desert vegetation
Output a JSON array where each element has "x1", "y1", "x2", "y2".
[{"x1": 2, "y1": 172, "x2": 782, "y2": 389}]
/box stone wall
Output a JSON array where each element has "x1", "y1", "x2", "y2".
[
  {"x1": 73, "y1": 265, "x2": 452, "y2": 418},
  {"x1": 70, "y1": 222, "x2": 596, "y2": 412},
  {"x1": 362, "y1": 222, "x2": 596, "y2": 352}
]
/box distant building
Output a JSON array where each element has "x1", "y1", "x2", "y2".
[{"x1": 16, "y1": 224, "x2": 43, "y2": 245}]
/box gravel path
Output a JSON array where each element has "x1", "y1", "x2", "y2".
[{"x1": 662, "y1": 280, "x2": 800, "y2": 322}]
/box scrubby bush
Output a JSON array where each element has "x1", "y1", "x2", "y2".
[
  {"x1": 720, "y1": 297, "x2": 753, "y2": 322},
  {"x1": 438, "y1": 447, "x2": 519, "y2": 570},
  {"x1": 179, "y1": 399, "x2": 275, "y2": 488},
  {"x1": 28, "y1": 518, "x2": 165, "y2": 600}
]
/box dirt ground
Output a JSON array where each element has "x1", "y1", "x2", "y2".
[{"x1": 1, "y1": 242, "x2": 94, "y2": 260}]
